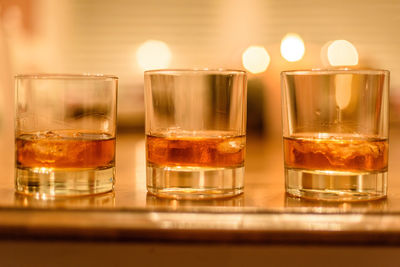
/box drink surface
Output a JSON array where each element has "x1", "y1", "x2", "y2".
[
  {"x1": 146, "y1": 130, "x2": 245, "y2": 168},
  {"x1": 16, "y1": 130, "x2": 115, "y2": 169},
  {"x1": 284, "y1": 134, "x2": 388, "y2": 172}
]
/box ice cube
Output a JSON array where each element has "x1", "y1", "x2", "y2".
[
  {"x1": 217, "y1": 139, "x2": 243, "y2": 153},
  {"x1": 44, "y1": 130, "x2": 59, "y2": 138}
]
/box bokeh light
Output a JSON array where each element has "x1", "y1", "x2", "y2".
[
  {"x1": 136, "y1": 40, "x2": 172, "y2": 70},
  {"x1": 280, "y1": 33, "x2": 305, "y2": 62},
  {"x1": 242, "y1": 46, "x2": 270, "y2": 74},
  {"x1": 327, "y1": 40, "x2": 358, "y2": 66}
]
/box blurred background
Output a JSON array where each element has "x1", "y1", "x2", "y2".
[{"x1": 0, "y1": 0, "x2": 399, "y2": 138}]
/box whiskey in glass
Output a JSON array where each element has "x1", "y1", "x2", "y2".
[
  {"x1": 281, "y1": 70, "x2": 389, "y2": 201},
  {"x1": 144, "y1": 70, "x2": 247, "y2": 199},
  {"x1": 15, "y1": 74, "x2": 117, "y2": 197}
]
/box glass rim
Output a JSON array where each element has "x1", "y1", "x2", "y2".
[
  {"x1": 15, "y1": 73, "x2": 118, "y2": 80},
  {"x1": 144, "y1": 68, "x2": 247, "y2": 75},
  {"x1": 281, "y1": 68, "x2": 389, "y2": 76}
]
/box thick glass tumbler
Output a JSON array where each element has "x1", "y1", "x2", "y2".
[
  {"x1": 281, "y1": 69, "x2": 389, "y2": 201},
  {"x1": 15, "y1": 74, "x2": 118, "y2": 197},
  {"x1": 144, "y1": 69, "x2": 247, "y2": 199}
]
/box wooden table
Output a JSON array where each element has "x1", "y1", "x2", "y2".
[{"x1": 1, "y1": 129, "x2": 400, "y2": 266}]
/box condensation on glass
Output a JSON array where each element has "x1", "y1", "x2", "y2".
[
  {"x1": 281, "y1": 69, "x2": 389, "y2": 201},
  {"x1": 144, "y1": 69, "x2": 247, "y2": 199},
  {"x1": 15, "y1": 74, "x2": 118, "y2": 198}
]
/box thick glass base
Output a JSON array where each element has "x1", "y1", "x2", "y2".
[
  {"x1": 15, "y1": 166, "x2": 115, "y2": 198},
  {"x1": 285, "y1": 168, "x2": 387, "y2": 201},
  {"x1": 146, "y1": 163, "x2": 244, "y2": 200}
]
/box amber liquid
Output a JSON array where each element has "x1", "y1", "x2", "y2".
[
  {"x1": 16, "y1": 130, "x2": 115, "y2": 169},
  {"x1": 146, "y1": 132, "x2": 245, "y2": 168},
  {"x1": 284, "y1": 135, "x2": 388, "y2": 172}
]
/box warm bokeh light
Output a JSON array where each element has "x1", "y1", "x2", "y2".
[
  {"x1": 280, "y1": 33, "x2": 305, "y2": 62},
  {"x1": 136, "y1": 40, "x2": 172, "y2": 70},
  {"x1": 242, "y1": 46, "x2": 270, "y2": 74},
  {"x1": 327, "y1": 40, "x2": 358, "y2": 66}
]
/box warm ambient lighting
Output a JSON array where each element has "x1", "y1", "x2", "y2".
[
  {"x1": 280, "y1": 33, "x2": 305, "y2": 62},
  {"x1": 242, "y1": 46, "x2": 270, "y2": 74},
  {"x1": 327, "y1": 40, "x2": 358, "y2": 66},
  {"x1": 136, "y1": 40, "x2": 172, "y2": 70}
]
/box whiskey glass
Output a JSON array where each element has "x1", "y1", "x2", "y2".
[
  {"x1": 281, "y1": 69, "x2": 389, "y2": 201},
  {"x1": 15, "y1": 74, "x2": 118, "y2": 197},
  {"x1": 144, "y1": 69, "x2": 247, "y2": 199}
]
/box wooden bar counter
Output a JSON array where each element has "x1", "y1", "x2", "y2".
[
  {"x1": 1, "y1": 129, "x2": 400, "y2": 266},
  {"x1": 0, "y1": 128, "x2": 399, "y2": 243}
]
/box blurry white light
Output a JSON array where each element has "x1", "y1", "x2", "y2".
[
  {"x1": 327, "y1": 40, "x2": 358, "y2": 66},
  {"x1": 136, "y1": 40, "x2": 172, "y2": 70},
  {"x1": 280, "y1": 33, "x2": 305, "y2": 62},
  {"x1": 242, "y1": 46, "x2": 270, "y2": 74}
]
